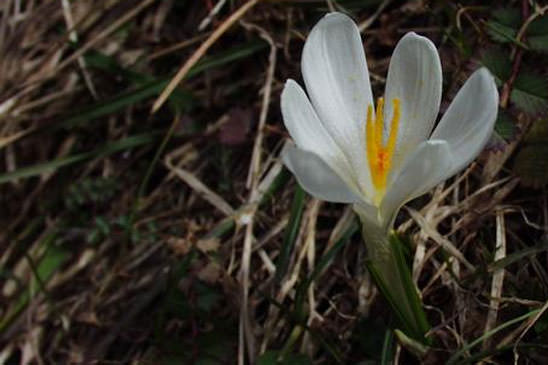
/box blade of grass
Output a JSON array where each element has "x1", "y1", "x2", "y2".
[
  {"x1": 446, "y1": 308, "x2": 542, "y2": 365},
  {"x1": 489, "y1": 241, "x2": 548, "y2": 272},
  {"x1": 0, "y1": 235, "x2": 68, "y2": 333},
  {"x1": 275, "y1": 185, "x2": 305, "y2": 283},
  {"x1": 60, "y1": 40, "x2": 266, "y2": 129},
  {"x1": 0, "y1": 132, "x2": 158, "y2": 184},
  {"x1": 381, "y1": 328, "x2": 395, "y2": 365}
]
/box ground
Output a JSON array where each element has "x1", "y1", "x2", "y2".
[{"x1": 1, "y1": 0, "x2": 548, "y2": 364}]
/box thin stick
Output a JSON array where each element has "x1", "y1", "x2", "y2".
[
  {"x1": 152, "y1": 0, "x2": 259, "y2": 113},
  {"x1": 198, "y1": 0, "x2": 228, "y2": 31},
  {"x1": 60, "y1": 0, "x2": 97, "y2": 99},
  {"x1": 482, "y1": 209, "x2": 507, "y2": 350},
  {"x1": 238, "y1": 19, "x2": 276, "y2": 365}
]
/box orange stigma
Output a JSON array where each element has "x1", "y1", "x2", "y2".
[{"x1": 365, "y1": 97, "x2": 400, "y2": 203}]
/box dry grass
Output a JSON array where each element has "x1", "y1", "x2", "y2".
[{"x1": 1, "y1": 0, "x2": 547, "y2": 364}]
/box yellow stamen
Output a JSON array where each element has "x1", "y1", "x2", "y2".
[
  {"x1": 374, "y1": 97, "x2": 384, "y2": 152},
  {"x1": 385, "y1": 98, "x2": 400, "y2": 157},
  {"x1": 365, "y1": 97, "x2": 401, "y2": 203},
  {"x1": 365, "y1": 104, "x2": 375, "y2": 169}
]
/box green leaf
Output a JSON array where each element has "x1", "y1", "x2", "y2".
[
  {"x1": 351, "y1": 318, "x2": 393, "y2": 361},
  {"x1": 364, "y1": 231, "x2": 431, "y2": 346},
  {"x1": 528, "y1": 34, "x2": 548, "y2": 52},
  {"x1": 276, "y1": 185, "x2": 306, "y2": 283},
  {"x1": 492, "y1": 7, "x2": 521, "y2": 27},
  {"x1": 486, "y1": 20, "x2": 517, "y2": 43},
  {"x1": 528, "y1": 14, "x2": 548, "y2": 52},
  {"x1": 511, "y1": 73, "x2": 548, "y2": 115},
  {"x1": 494, "y1": 110, "x2": 518, "y2": 140},
  {"x1": 528, "y1": 13, "x2": 548, "y2": 34},
  {"x1": 394, "y1": 329, "x2": 429, "y2": 358},
  {"x1": 483, "y1": 49, "x2": 548, "y2": 115},
  {"x1": 257, "y1": 351, "x2": 312, "y2": 365},
  {"x1": 481, "y1": 48, "x2": 512, "y2": 84},
  {"x1": 485, "y1": 20, "x2": 528, "y2": 48},
  {"x1": 513, "y1": 119, "x2": 548, "y2": 187},
  {"x1": 534, "y1": 311, "x2": 548, "y2": 335},
  {"x1": 486, "y1": 7, "x2": 520, "y2": 44},
  {"x1": 389, "y1": 234, "x2": 431, "y2": 340},
  {"x1": 487, "y1": 7, "x2": 548, "y2": 52}
]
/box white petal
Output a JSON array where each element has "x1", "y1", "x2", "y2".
[
  {"x1": 281, "y1": 79, "x2": 360, "y2": 193},
  {"x1": 383, "y1": 32, "x2": 442, "y2": 177},
  {"x1": 431, "y1": 67, "x2": 499, "y2": 177},
  {"x1": 283, "y1": 145, "x2": 362, "y2": 203},
  {"x1": 380, "y1": 140, "x2": 452, "y2": 228},
  {"x1": 301, "y1": 12, "x2": 374, "y2": 195}
]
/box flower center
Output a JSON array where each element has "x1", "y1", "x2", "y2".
[{"x1": 365, "y1": 97, "x2": 400, "y2": 204}]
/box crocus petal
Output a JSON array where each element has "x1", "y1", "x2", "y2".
[
  {"x1": 383, "y1": 32, "x2": 442, "y2": 176},
  {"x1": 281, "y1": 79, "x2": 361, "y2": 194},
  {"x1": 283, "y1": 145, "x2": 362, "y2": 203},
  {"x1": 431, "y1": 67, "x2": 499, "y2": 177},
  {"x1": 380, "y1": 140, "x2": 452, "y2": 228},
  {"x1": 301, "y1": 12, "x2": 374, "y2": 196}
]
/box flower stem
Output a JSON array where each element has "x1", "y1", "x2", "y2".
[{"x1": 357, "y1": 213, "x2": 431, "y2": 345}]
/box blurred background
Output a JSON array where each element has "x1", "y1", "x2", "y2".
[{"x1": 1, "y1": 0, "x2": 548, "y2": 363}]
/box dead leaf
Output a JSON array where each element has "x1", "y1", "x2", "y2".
[
  {"x1": 197, "y1": 237, "x2": 220, "y2": 253},
  {"x1": 218, "y1": 107, "x2": 252, "y2": 145},
  {"x1": 197, "y1": 262, "x2": 221, "y2": 284},
  {"x1": 167, "y1": 236, "x2": 192, "y2": 255}
]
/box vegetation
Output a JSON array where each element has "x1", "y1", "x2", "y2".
[{"x1": 1, "y1": 0, "x2": 547, "y2": 363}]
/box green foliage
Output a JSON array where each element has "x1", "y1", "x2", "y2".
[
  {"x1": 482, "y1": 7, "x2": 548, "y2": 120},
  {"x1": 534, "y1": 311, "x2": 548, "y2": 336},
  {"x1": 487, "y1": 7, "x2": 548, "y2": 52},
  {"x1": 494, "y1": 110, "x2": 518, "y2": 140},
  {"x1": 149, "y1": 253, "x2": 238, "y2": 364},
  {"x1": 276, "y1": 184, "x2": 306, "y2": 283},
  {"x1": 0, "y1": 237, "x2": 69, "y2": 333},
  {"x1": 513, "y1": 119, "x2": 548, "y2": 187},
  {"x1": 65, "y1": 177, "x2": 119, "y2": 210},
  {"x1": 0, "y1": 132, "x2": 158, "y2": 185},
  {"x1": 527, "y1": 13, "x2": 548, "y2": 52},
  {"x1": 492, "y1": 7, "x2": 521, "y2": 27},
  {"x1": 486, "y1": 8, "x2": 520, "y2": 44},
  {"x1": 481, "y1": 48, "x2": 511, "y2": 84},
  {"x1": 446, "y1": 308, "x2": 542, "y2": 364},
  {"x1": 258, "y1": 351, "x2": 312, "y2": 365},
  {"x1": 482, "y1": 48, "x2": 548, "y2": 115},
  {"x1": 351, "y1": 318, "x2": 395, "y2": 363},
  {"x1": 511, "y1": 71, "x2": 548, "y2": 115},
  {"x1": 489, "y1": 240, "x2": 548, "y2": 272},
  {"x1": 486, "y1": 19, "x2": 518, "y2": 44},
  {"x1": 294, "y1": 217, "x2": 359, "y2": 322}
]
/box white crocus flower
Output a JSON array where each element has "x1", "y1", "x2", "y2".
[{"x1": 281, "y1": 12, "x2": 498, "y2": 233}]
